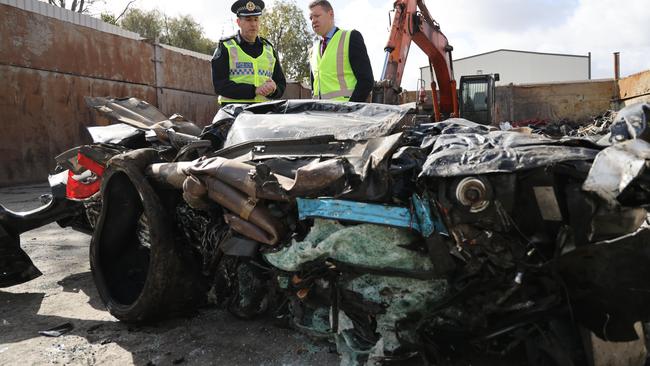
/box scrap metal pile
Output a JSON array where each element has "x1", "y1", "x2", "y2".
[{"x1": 3, "y1": 98, "x2": 650, "y2": 365}]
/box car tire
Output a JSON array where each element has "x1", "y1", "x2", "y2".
[{"x1": 90, "y1": 149, "x2": 205, "y2": 323}]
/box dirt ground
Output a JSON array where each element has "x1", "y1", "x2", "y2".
[{"x1": 0, "y1": 184, "x2": 339, "y2": 366}]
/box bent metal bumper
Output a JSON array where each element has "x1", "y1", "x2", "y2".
[{"x1": 0, "y1": 195, "x2": 83, "y2": 287}]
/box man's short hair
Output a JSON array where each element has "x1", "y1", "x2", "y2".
[{"x1": 308, "y1": 0, "x2": 333, "y2": 11}]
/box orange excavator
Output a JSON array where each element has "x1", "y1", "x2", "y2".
[{"x1": 373, "y1": 0, "x2": 497, "y2": 124}]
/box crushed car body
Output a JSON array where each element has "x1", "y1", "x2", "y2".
[{"x1": 2, "y1": 98, "x2": 650, "y2": 365}]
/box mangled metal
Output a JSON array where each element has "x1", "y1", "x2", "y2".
[
  {"x1": 583, "y1": 139, "x2": 650, "y2": 206},
  {"x1": 3, "y1": 99, "x2": 650, "y2": 365},
  {"x1": 420, "y1": 118, "x2": 601, "y2": 177}
]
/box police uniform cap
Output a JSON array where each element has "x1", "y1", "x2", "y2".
[{"x1": 231, "y1": 0, "x2": 264, "y2": 17}]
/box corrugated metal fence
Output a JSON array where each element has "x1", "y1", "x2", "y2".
[{"x1": 0, "y1": 1, "x2": 218, "y2": 185}]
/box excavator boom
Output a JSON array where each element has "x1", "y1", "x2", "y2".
[{"x1": 374, "y1": 0, "x2": 458, "y2": 121}]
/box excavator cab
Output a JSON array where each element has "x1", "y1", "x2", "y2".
[{"x1": 459, "y1": 73, "x2": 499, "y2": 125}]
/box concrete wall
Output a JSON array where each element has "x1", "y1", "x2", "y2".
[{"x1": 0, "y1": 3, "x2": 218, "y2": 186}]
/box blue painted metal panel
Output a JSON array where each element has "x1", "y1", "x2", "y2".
[{"x1": 296, "y1": 195, "x2": 447, "y2": 236}]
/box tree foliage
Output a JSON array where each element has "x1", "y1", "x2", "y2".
[
  {"x1": 103, "y1": 8, "x2": 217, "y2": 55},
  {"x1": 259, "y1": 0, "x2": 313, "y2": 81},
  {"x1": 45, "y1": 0, "x2": 97, "y2": 13},
  {"x1": 119, "y1": 9, "x2": 163, "y2": 40},
  {"x1": 100, "y1": 12, "x2": 118, "y2": 25}
]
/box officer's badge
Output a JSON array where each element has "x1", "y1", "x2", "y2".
[
  {"x1": 236, "y1": 62, "x2": 254, "y2": 69},
  {"x1": 246, "y1": 1, "x2": 256, "y2": 11}
]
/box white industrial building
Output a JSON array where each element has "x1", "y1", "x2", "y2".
[{"x1": 420, "y1": 49, "x2": 591, "y2": 88}]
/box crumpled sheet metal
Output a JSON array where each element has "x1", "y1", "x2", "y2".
[
  {"x1": 85, "y1": 97, "x2": 167, "y2": 128},
  {"x1": 223, "y1": 100, "x2": 412, "y2": 148},
  {"x1": 610, "y1": 102, "x2": 650, "y2": 143},
  {"x1": 582, "y1": 138, "x2": 650, "y2": 206},
  {"x1": 211, "y1": 132, "x2": 403, "y2": 201},
  {"x1": 420, "y1": 119, "x2": 601, "y2": 178},
  {"x1": 85, "y1": 97, "x2": 202, "y2": 137},
  {"x1": 87, "y1": 123, "x2": 142, "y2": 144}
]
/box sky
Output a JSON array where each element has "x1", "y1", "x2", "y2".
[{"x1": 94, "y1": 0, "x2": 650, "y2": 90}]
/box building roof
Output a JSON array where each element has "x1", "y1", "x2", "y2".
[{"x1": 454, "y1": 49, "x2": 590, "y2": 62}]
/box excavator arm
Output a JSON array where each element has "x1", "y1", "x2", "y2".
[{"x1": 373, "y1": 0, "x2": 458, "y2": 121}]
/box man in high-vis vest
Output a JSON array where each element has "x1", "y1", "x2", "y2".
[
  {"x1": 211, "y1": 0, "x2": 286, "y2": 105},
  {"x1": 308, "y1": 0, "x2": 373, "y2": 102}
]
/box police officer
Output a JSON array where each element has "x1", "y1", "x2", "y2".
[
  {"x1": 308, "y1": 0, "x2": 373, "y2": 102},
  {"x1": 211, "y1": 0, "x2": 286, "y2": 105}
]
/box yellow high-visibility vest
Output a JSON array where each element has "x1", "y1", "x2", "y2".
[
  {"x1": 218, "y1": 39, "x2": 276, "y2": 104},
  {"x1": 310, "y1": 29, "x2": 357, "y2": 102}
]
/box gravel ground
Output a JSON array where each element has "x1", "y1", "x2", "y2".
[{"x1": 0, "y1": 184, "x2": 339, "y2": 366}]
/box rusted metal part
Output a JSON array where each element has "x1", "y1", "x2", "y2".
[
  {"x1": 182, "y1": 174, "x2": 285, "y2": 245},
  {"x1": 617, "y1": 70, "x2": 650, "y2": 105},
  {"x1": 188, "y1": 157, "x2": 290, "y2": 202},
  {"x1": 181, "y1": 175, "x2": 210, "y2": 211},
  {"x1": 202, "y1": 177, "x2": 285, "y2": 245},
  {"x1": 250, "y1": 159, "x2": 349, "y2": 199},
  {"x1": 147, "y1": 162, "x2": 194, "y2": 189}
]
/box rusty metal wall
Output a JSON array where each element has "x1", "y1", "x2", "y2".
[
  {"x1": 155, "y1": 45, "x2": 218, "y2": 125},
  {"x1": 494, "y1": 80, "x2": 617, "y2": 123},
  {"x1": 618, "y1": 70, "x2": 650, "y2": 106},
  {"x1": 283, "y1": 82, "x2": 312, "y2": 99},
  {"x1": 158, "y1": 89, "x2": 218, "y2": 126},
  {"x1": 0, "y1": 4, "x2": 218, "y2": 186},
  {"x1": 0, "y1": 5, "x2": 155, "y2": 84},
  {"x1": 0, "y1": 64, "x2": 156, "y2": 185}
]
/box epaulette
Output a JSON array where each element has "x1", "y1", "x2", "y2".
[
  {"x1": 260, "y1": 36, "x2": 274, "y2": 48},
  {"x1": 219, "y1": 34, "x2": 237, "y2": 43}
]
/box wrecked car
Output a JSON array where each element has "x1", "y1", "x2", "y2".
[{"x1": 2, "y1": 98, "x2": 650, "y2": 365}]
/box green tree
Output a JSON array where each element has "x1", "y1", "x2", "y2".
[
  {"x1": 120, "y1": 8, "x2": 163, "y2": 40},
  {"x1": 162, "y1": 15, "x2": 217, "y2": 55},
  {"x1": 116, "y1": 9, "x2": 216, "y2": 55},
  {"x1": 100, "y1": 13, "x2": 118, "y2": 25},
  {"x1": 259, "y1": 0, "x2": 312, "y2": 80}
]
